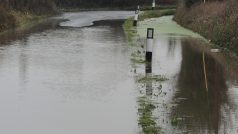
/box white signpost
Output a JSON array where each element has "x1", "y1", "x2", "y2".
[
  {"x1": 146, "y1": 28, "x2": 154, "y2": 62},
  {"x1": 152, "y1": 0, "x2": 155, "y2": 10},
  {"x1": 133, "y1": 10, "x2": 139, "y2": 26}
]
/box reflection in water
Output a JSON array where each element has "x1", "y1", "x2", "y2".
[
  {"x1": 167, "y1": 36, "x2": 176, "y2": 57},
  {"x1": 19, "y1": 37, "x2": 28, "y2": 86},
  {"x1": 146, "y1": 62, "x2": 153, "y2": 96},
  {"x1": 173, "y1": 39, "x2": 228, "y2": 134}
]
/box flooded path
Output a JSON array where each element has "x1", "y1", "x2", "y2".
[
  {"x1": 0, "y1": 11, "x2": 138, "y2": 134},
  {"x1": 133, "y1": 16, "x2": 238, "y2": 133}
]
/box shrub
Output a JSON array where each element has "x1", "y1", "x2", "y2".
[
  {"x1": 0, "y1": 6, "x2": 16, "y2": 32},
  {"x1": 174, "y1": 0, "x2": 238, "y2": 54}
]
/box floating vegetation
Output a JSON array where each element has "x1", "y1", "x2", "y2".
[
  {"x1": 131, "y1": 58, "x2": 147, "y2": 64},
  {"x1": 171, "y1": 116, "x2": 178, "y2": 126},
  {"x1": 137, "y1": 75, "x2": 169, "y2": 83},
  {"x1": 131, "y1": 53, "x2": 141, "y2": 58},
  {"x1": 138, "y1": 97, "x2": 162, "y2": 134}
]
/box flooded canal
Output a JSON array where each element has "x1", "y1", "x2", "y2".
[
  {"x1": 0, "y1": 11, "x2": 238, "y2": 134},
  {"x1": 0, "y1": 11, "x2": 138, "y2": 134}
]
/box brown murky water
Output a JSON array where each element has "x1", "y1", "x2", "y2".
[{"x1": 172, "y1": 39, "x2": 238, "y2": 134}]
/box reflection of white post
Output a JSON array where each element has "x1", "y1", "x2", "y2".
[
  {"x1": 133, "y1": 10, "x2": 139, "y2": 26},
  {"x1": 146, "y1": 61, "x2": 152, "y2": 96},
  {"x1": 152, "y1": 0, "x2": 155, "y2": 10},
  {"x1": 146, "y1": 73, "x2": 153, "y2": 96},
  {"x1": 137, "y1": 5, "x2": 140, "y2": 11},
  {"x1": 146, "y1": 28, "x2": 154, "y2": 62}
]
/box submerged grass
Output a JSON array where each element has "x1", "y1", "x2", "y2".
[
  {"x1": 123, "y1": 18, "x2": 135, "y2": 43},
  {"x1": 123, "y1": 9, "x2": 173, "y2": 134},
  {"x1": 130, "y1": 58, "x2": 147, "y2": 64},
  {"x1": 137, "y1": 75, "x2": 169, "y2": 83},
  {"x1": 138, "y1": 97, "x2": 161, "y2": 134}
]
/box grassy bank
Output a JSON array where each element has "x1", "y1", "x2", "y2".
[
  {"x1": 0, "y1": 7, "x2": 15, "y2": 32},
  {"x1": 174, "y1": 0, "x2": 238, "y2": 54},
  {"x1": 14, "y1": 12, "x2": 52, "y2": 30},
  {"x1": 139, "y1": 9, "x2": 175, "y2": 21},
  {"x1": 0, "y1": 12, "x2": 50, "y2": 34},
  {"x1": 0, "y1": 6, "x2": 56, "y2": 34}
]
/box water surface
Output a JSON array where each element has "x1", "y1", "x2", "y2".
[{"x1": 0, "y1": 11, "x2": 137, "y2": 134}]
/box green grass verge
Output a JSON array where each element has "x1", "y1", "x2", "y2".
[
  {"x1": 139, "y1": 9, "x2": 176, "y2": 21},
  {"x1": 123, "y1": 9, "x2": 176, "y2": 43}
]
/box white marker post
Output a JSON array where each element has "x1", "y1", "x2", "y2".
[
  {"x1": 152, "y1": 0, "x2": 155, "y2": 10},
  {"x1": 133, "y1": 10, "x2": 139, "y2": 26},
  {"x1": 137, "y1": 5, "x2": 140, "y2": 11},
  {"x1": 146, "y1": 28, "x2": 154, "y2": 62}
]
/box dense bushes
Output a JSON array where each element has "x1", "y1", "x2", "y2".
[
  {"x1": 7, "y1": 0, "x2": 57, "y2": 14},
  {"x1": 174, "y1": 0, "x2": 238, "y2": 53},
  {"x1": 184, "y1": 0, "x2": 201, "y2": 7},
  {"x1": 0, "y1": 0, "x2": 57, "y2": 32},
  {"x1": 0, "y1": 6, "x2": 15, "y2": 32}
]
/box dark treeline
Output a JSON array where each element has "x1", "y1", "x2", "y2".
[
  {"x1": 1, "y1": 0, "x2": 176, "y2": 12},
  {"x1": 0, "y1": 0, "x2": 57, "y2": 14},
  {"x1": 54, "y1": 0, "x2": 176, "y2": 8},
  {"x1": 184, "y1": 0, "x2": 223, "y2": 8}
]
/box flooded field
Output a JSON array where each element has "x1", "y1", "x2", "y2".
[{"x1": 0, "y1": 11, "x2": 238, "y2": 134}]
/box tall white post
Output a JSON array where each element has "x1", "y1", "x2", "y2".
[
  {"x1": 152, "y1": 0, "x2": 155, "y2": 10},
  {"x1": 133, "y1": 10, "x2": 139, "y2": 26},
  {"x1": 146, "y1": 28, "x2": 154, "y2": 62}
]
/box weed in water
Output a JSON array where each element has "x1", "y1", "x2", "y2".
[
  {"x1": 171, "y1": 116, "x2": 179, "y2": 126},
  {"x1": 138, "y1": 97, "x2": 162, "y2": 134},
  {"x1": 137, "y1": 75, "x2": 169, "y2": 83}
]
